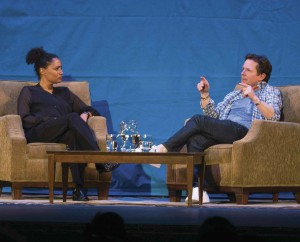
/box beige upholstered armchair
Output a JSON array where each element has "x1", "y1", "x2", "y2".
[
  {"x1": 0, "y1": 80, "x2": 111, "y2": 200},
  {"x1": 167, "y1": 85, "x2": 300, "y2": 204}
]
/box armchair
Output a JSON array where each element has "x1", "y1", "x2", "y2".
[
  {"x1": 0, "y1": 80, "x2": 111, "y2": 200},
  {"x1": 167, "y1": 85, "x2": 300, "y2": 204}
]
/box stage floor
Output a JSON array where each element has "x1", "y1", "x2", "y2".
[
  {"x1": 1, "y1": 193, "x2": 300, "y2": 242},
  {"x1": 1, "y1": 193, "x2": 300, "y2": 226}
]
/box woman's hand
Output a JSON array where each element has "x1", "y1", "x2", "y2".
[{"x1": 80, "y1": 112, "x2": 91, "y2": 122}]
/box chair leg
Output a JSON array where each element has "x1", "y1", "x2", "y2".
[
  {"x1": 235, "y1": 191, "x2": 249, "y2": 205},
  {"x1": 98, "y1": 183, "x2": 110, "y2": 200},
  {"x1": 272, "y1": 193, "x2": 279, "y2": 202},
  {"x1": 12, "y1": 187, "x2": 22, "y2": 200},
  {"x1": 294, "y1": 192, "x2": 300, "y2": 203},
  {"x1": 168, "y1": 189, "x2": 182, "y2": 202}
]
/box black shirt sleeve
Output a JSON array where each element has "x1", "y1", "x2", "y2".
[{"x1": 17, "y1": 84, "x2": 101, "y2": 130}]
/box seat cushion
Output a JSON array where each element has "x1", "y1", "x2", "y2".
[
  {"x1": 205, "y1": 144, "x2": 233, "y2": 187},
  {"x1": 205, "y1": 144, "x2": 232, "y2": 165},
  {"x1": 27, "y1": 143, "x2": 67, "y2": 159}
]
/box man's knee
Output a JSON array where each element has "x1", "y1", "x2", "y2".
[
  {"x1": 190, "y1": 114, "x2": 204, "y2": 123},
  {"x1": 186, "y1": 114, "x2": 205, "y2": 128}
]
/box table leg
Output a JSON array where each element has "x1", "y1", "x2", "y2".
[
  {"x1": 62, "y1": 163, "x2": 69, "y2": 202},
  {"x1": 48, "y1": 154, "x2": 55, "y2": 204},
  {"x1": 186, "y1": 160, "x2": 194, "y2": 207},
  {"x1": 197, "y1": 156, "x2": 206, "y2": 205}
]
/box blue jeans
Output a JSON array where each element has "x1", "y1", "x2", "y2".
[
  {"x1": 163, "y1": 114, "x2": 249, "y2": 186},
  {"x1": 163, "y1": 114, "x2": 248, "y2": 152}
]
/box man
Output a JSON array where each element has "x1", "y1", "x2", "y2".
[{"x1": 156, "y1": 53, "x2": 282, "y2": 203}]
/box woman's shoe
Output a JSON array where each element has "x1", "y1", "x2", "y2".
[
  {"x1": 103, "y1": 162, "x2": 120, "y2": 172},
  {"x1": 97, "y1": 163, "x2": 120, "y2": 173},
  {"x1": 72, "y1": 187, "x2": 89, "y2": 201}
]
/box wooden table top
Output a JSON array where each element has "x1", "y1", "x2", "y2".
[{"x1": 46, "y1": 150, "x2": 204, "y2": 165}]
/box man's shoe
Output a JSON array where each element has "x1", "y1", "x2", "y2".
[
  {"x1": 72, "y1": 187, "x2": 89, "y2": 201},
  {"x1": 149, "y1": 145, "x2": 157, "y2": 152},
  {"x1": 185, "y1": 187, "x2": 210, "y2": 204}
]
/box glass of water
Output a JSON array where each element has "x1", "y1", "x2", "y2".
[
  {"x1": 106, "y1": 134, "x2": 118, "y2": 152},
  {"x1": 141, "y1": 134, "x2": 153, "y2": 152}
]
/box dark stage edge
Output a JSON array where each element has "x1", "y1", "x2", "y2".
[{"x1": 1, "y1": 196, "x2": 300, "y2": 242}]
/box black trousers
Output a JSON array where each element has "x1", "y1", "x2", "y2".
[
  {"x1": 163, "y1": 114, "x2": 249, "y2": 186},
  {"x1": 26, "y1": 112, "x2": 101, "y2": 186}
]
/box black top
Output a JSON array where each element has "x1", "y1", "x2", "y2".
[{"x1": 17, "y1": 83, "x2": 100, "y2": 130}]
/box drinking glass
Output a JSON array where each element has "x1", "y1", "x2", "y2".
[
  {"x1": 127, "y1": 120, "x2": 138, "y2": 134},
  {"x1": 121, "y1": 134, "x2": 130, "y2": 152},
  {"x1": 106, "y1": 134, "x2": 118, "y2": 152},
  {"x1": 119, "y1": 120, "x2": 140, "y2": 151},
  {"x1": 141, "y1": 134, "x2": 153, "y2": 152},
  {"x1": 120, "y1": 121, "x2": 127, "y2": 135}
]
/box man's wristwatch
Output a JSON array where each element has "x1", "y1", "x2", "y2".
[
  {"x1": 201, "y1": 94, "x2": 210, "y2": 100},
  {"x1": 255, "y1": 100, "x2": 261, "y2": 106}
]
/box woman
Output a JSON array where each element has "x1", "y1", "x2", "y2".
[{"x1": 18, "y1": 47, "x2": 119, "y2": 201}]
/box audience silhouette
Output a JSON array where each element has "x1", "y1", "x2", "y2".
[
  {"x1": 197, "y1": 216, "x2": 239, "y2": 241},
  {"x1": 197, "y1": 216, "x2": 265, "y2": 242},
  {"x1": 0, "y1": 223, "x2": 27, "y2": 242},
  {"x1": 84, "y1": 211, "x2": 127, "y2": 242}
]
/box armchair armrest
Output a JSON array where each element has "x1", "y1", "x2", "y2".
[
  {"x1": 87, "y1": 116, "x2": 108, "y2": 151},
  {"x1": 0, "y1": 115, "x2": 27, "y2": 180},
  {"x1": 231, "y1": 119, "x2": 300, "y2": 185}
]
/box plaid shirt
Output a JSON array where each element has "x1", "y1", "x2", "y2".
[{"x1": 202, "y1": 82, "x2": 282, "y2": 121}]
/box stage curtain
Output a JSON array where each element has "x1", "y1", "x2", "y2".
[{"x1": 1, "y1": 0, "x2": 300, "y2": 195}]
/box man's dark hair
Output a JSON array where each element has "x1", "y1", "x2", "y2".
[{"x1": 245, "y1": 53, "x2": 272, "y2": 83}]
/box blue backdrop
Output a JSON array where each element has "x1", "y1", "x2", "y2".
[{"x1": 1, "y1": 0, "x2": 300, "y2": 196}]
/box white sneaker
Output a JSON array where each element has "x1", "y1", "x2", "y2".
[
  {"x1": 185, "y1": 187, "x2": 210, "y2": 204},
  {"x1": 156, "y1": 144, "x2": 168, "y2": 153},
  {"x1": 149, "y1": 145, "x2": 157, "y2": 152}
]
